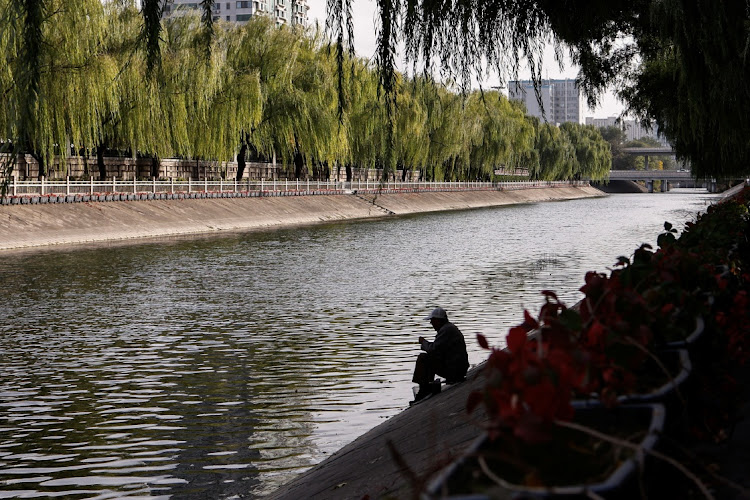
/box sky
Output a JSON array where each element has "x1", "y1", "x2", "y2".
[{"x1": 306, "y1": 0, "x2": 626, "y2": 119}]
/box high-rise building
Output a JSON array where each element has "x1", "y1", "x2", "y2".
[
  {"x1": 162, "y1": 0, "x2": 309, "y2": 28},
  {"x1": 508, "y1": 79, "x2": 582, "y2": 124}
]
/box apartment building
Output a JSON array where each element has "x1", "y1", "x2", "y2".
[
  {"x1": 162, "y1": 0, "x2": 309, "y2": 28},
  {"x1": 508, "y1": 78, "x2": 582, "y2": 124}
]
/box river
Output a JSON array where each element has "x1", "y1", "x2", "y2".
[{"x1": 0, "y1": 189, "x2": 715, "y2": 499}]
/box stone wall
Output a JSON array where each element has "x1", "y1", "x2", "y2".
[{"x1": 2, "y1": 154, "x2": 420, "y2": 182}]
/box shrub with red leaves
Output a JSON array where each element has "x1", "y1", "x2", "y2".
[{"x1": 468, "y1": 185, "x2": 750, "y2": 446}]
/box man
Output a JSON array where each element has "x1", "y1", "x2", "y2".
[{"x1": 411, "y1": 307, "x2": 469, "y2": 403}]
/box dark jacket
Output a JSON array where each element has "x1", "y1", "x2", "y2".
[{"x1": 421, "y1": 321, "x2": 469, "y2": 382}]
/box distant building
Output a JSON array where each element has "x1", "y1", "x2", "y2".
[
  {"x1": 162, "y1": 0, "x2": 309, "y2": 28},
  {"x1": 585, "y1": 116, "x2": 669, "y2": 145},
  {"x1": 508, "y1": 79, "x2": 582, "y2": 124},
  {"x1": 585, "y1": 116, "x2": 619, "y2": 129}
]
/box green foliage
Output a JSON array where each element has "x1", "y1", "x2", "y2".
[
  {"x1": 141, "y1": 0, "x2": 162, "y2": 75},
  {"x1": 349, "y1": 0, "x2": 750, "y2": 179},
  {"x1": 0, "y1": 2, "x2": 617, "y2": 185},
  {"x1": 524, "y1": 122, "x2": 609, "y2": 181},
  {"x1": 1, "y1": 0, "x2": 114, "y2": 177}
]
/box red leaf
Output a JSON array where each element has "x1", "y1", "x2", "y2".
[
  {"x1": 507, "y1": 327, "x2": 527, "y2": 353},
  {"x1": 477, "y1": 333, "x2": 490, "y2": 350},
  {"x1": 661, "y1": 303, "x2": 675, "y2": 315},
  {"x1": 523, "y1": 310, "x2": 539, "y2": 330}
]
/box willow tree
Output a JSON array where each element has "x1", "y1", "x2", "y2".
[
  {"x1": 392, "y1": 78, "x2": 429, "y2": 180},
  {"x1": 285, "y1": 28, "x2": 343, "y2": 180},
  {"x1": 197, "y1": 22, "x2": 263, "y2": 178},
  {"x1": 344, "y1": 57, "x2": 385, "y2": 180},
  {"x1": 175, "y1": 17, "x2": 263, "y2": 172},
  {"x1": 529, "y1": 122, "x2": 576, "y2": 181},
  {"x1": 553, "y1": 1, "x2": 750, "y2": 179},
  {"x1": 92, "y1": 0, "x2": 182, "y2": 180},
  {"x1": 333, "y1": 0, "x2": 750, "y2": 179},
  {"x1": 0, "y1": 2, "x2": 19, "y2": 172},
  {"x1": 93, "y1": 5, "x2": 257, "y2": 180},
  {"x1": 415, "y1": 80, "x2": 468, "y2": 181},
  {"x1": 464, "y1": 90, "x2": 535, "y2": 181},
  {"x1": 95, "y1": 8, "x2": 221, "y2": 178},
  {"x1": 1, "y1": 0, "x2": 116, "y2": 179},
  {"x1": 236, "y1": 18, "x2": 339, "y2": 180},
  {"x1": 345, "y1": 68, "x2": 428, "y2": 181},
  {"x1": 559, "y1": 123, "x2": 611, "y2": 180}
]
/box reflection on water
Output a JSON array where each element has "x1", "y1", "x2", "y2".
[{"x1": 0, "y1": 190, "x2": 715, "y2": 498}]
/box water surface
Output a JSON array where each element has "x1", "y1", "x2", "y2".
[{"x1": 0, "y1": 190, "x2": 715, "y2": 498}]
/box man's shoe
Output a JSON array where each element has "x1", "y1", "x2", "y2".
[{"x1": 409, "y1": 386, "x2": 432, "y2": 405}]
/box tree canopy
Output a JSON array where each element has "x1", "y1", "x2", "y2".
[
  {"x1": 339, "y1": 0, "x2": 750, "y2": 179},
  {"x1": 1, "y1": 0, "x2": 612, "y2": 185}
]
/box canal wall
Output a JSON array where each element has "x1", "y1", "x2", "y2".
[{"x1": 0, "y1": 185, "x2": 603, "y2": 252}]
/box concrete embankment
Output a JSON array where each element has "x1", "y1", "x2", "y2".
[
  {"x1": 268, "y1": 364, "x2": 488, "y2": 500},
  {"x1": 0, "y1": 185, "x2": 603, "y2": 251}
]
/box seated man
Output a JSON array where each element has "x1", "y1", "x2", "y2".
[{"x1": 411, "y1": 307, "x2": 469, "y2": 403}]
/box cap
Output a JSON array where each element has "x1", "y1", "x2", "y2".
[{"x1": 425, "y1": 307, "x2": 448, "y2": 321}]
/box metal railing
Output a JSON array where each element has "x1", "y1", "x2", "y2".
[{"x1": 1, "y1": 177, "x2": 588, "y2": 204}]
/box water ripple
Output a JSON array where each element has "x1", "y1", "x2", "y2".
[{"x1": 0, "y1": 190, "x2": 714, "y2": 498}]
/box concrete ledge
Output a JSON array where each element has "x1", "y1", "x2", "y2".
[
  {"x1": 0, "y1": 186, "x2": 605, "y2": 252},
  {"x1": 371, "y1": 185, "x2": 604, "y2": 214}
]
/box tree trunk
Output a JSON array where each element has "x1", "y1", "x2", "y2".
[
  {"x1": 345, "y1": 164, "x2": 352, "y2": 182},
  {"x1": 31, "y1": 152, "x2": 45, "y2": 180},
  {"x1": 294, "y1": 151, "x2": 305, "y2": 180},
  {"x1": 236, "y1": 141, "x2": 247, "y2": 181},
  {"x1": 82, "y1": 148, "x2": 90, "y2": 179},
  {"x1": 150, "y1": 156, "x2": 160, "y2": 179},
  {"x1": 27, "y1": 141, "x2": 46, "y2": 180},
  {"x1": 96, "y1": 143, "x2": 107, "y2": 180}
]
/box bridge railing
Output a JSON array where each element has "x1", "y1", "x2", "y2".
[{"x1": 607, "y1": 170, "x2": 696, "y2": 181}]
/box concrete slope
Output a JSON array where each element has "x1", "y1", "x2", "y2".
[
  {"x1": 0, "y1": 186, "x2": 604, "y2": 252},
  {"x1": 267, "y1": 365, "x2": 489, "y2": 500},
  {"x1": 367, "y1": 185, "x2": 604, "y2": 215},
  {"x1": 0, "y1": 195, "x2": 386, "y2": 251}
]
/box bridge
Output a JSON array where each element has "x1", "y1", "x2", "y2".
[
  {"x1": 608, "y1": 170, "x2": 692, "y2": 181},
  {"x1": 621, "y1": 147, "x2": 675, "y2": 155},
  {"x1": 607, "y1": 169, "x2": 698, "y2": 192},
  {"x1": 620, "y1": 146, "x2": 678, "y2": 170}
]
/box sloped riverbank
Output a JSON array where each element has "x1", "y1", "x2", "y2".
[{"x1": 0, "y1": 185, "x2": 603, "y2": 251}]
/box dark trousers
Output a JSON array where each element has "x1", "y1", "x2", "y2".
[
  {"x1": 412, "y1": 352, "x2": 439, "y2": 386},
  {"x1": 412, "y1": 352, "x2": 466, "y2": 386}
]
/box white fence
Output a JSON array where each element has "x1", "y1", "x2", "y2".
[{"x1": 1, "y1": 177, "x2": 588, "y2": 204}]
